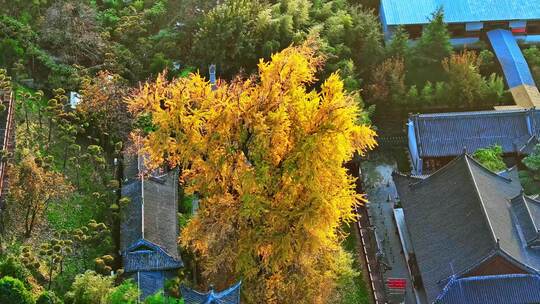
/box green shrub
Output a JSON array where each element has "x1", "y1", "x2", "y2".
[
  {"x1": 473, "y1": 145, "x2": 506, "y2": 172},
  {"x1": 64, "y1": 271, "x2": 113, "y2": 304},
  {"x1": 144, "y1": 292, "x2": 184, "y2": 304},
  {"x1": 107, "y1": 280, "x2": 139, "y2": 304},
  {"x1": 0, "y1": 256, "x2": 32, "y2": 288},
  {"x1": 36, "y1": 291, "x2": 63, "y2": 304},
  {"x1": 0, "y1": 276, "x2": 34, "y2": 304}
]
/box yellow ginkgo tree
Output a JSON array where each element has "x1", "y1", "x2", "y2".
[{"x1": 128, "y1": 41, "x2": 377, "y2": 304}]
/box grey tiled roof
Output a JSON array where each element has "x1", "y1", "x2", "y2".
[
  {"x1": 123, "y1": 239, "x2": 183, "y2": 272},
  {"x1": 435, "y1": 274, "x2": 540, "y2": 304},
  {"x1": 394, "y1": 154, "x2": 540, "y2": 302},
  {"x1": 511, "y1": 194, "x2": 540, "y2": 247},
  {"x1": 410, "y1": 109, "x2": 539, "y2": 158},
  {"x1": 120, "y1": 153, "x2": 182, "y2": 273}
]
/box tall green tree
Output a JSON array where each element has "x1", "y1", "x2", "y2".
[
  {"x1": 191, "y1": 0, "x2": 262, "y2": 78},
  {"x1": 524, "y1": 46, "x2": 540, "y2": 86},
  {"x1": 8, "y1": 155, "x2": 72, "y2": 238},
  {"x1": 442, "y1": 51, "x2": 505, "y2": 107},
  {"x1": 415, "y1": 8, "x2": 452, "y2": 65},
  {"x1": 386, "y1": 26, "x2": 409, "y2": 60}
]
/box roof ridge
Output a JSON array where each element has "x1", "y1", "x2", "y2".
[
  {"x1": 512, "y1": 194, "x2": 540, "y2": 244},
  {"x1": 443, "y1": 246, "x2": 538, "y2": 284},
  {"x1": 407, "y1": 154, "x2": 468, "y2": 188},
  {"x1": 460, "y1": 273, "x2": 540, "y2": 281},
  {"x1": 497, "y1": 247, "x2": 540, "y2": 275},
  {"x1": 438, "y1": 249, "x2": 499, "y2": 285},
  {"x1": 464, "y1": 156, "x2": 499, "y2": 246},
  {"x1": 521, "y1": 194, "x2": 540, "y2": 235},
  {"x1": 415, "y1": 109, "x2": 530, "y2": 119},
  {"x1": 125, "y1": 238, "x2": 181, "y2": 262},
  {"x1": 407, "y1": 153, "x2": 511, "y2": 188}
]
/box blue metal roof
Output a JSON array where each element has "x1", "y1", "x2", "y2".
[
  {"x1": 381, "y1": 0, "x2": 540, "y2": 26},
  {"x1": 487, "y1": 29, "x2": 536, "y2": 88},
  {"x1": 435, "y1": 274, "x2": 540, "y2": 303}
]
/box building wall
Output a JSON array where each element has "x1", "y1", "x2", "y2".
[
  {"x1": 407, "y1": 120, "x2": 422, "y2": 174},
  {"x1": 421, "y1": 154, "x2": 519, "y2": 175},
  {"x1": 464, "y1": 255, "x2": 529, "y2": 278},
  {"x1": 383, "y1": 18, "x2": 540, "y2": 46}
]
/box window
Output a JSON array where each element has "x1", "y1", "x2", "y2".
[
  {"x1": 130, "y1": 244, "x2": 154, "y2": 253},
  {"x1": 528, "y1": 21, "x2": 540, "y2": 34},
  {"x1": 405, "y1": 25, "x2": 423, "y2": 39},
  {"x1": 483, "y1": 21, "x2": 510, "y2": 32},
  {"x1": 448, "y1": 23, "x2": 466, "y2": 37}
]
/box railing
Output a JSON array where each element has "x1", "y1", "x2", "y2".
[{"x1": 0, "y1": 91, "x2": 15, "y2": 203}]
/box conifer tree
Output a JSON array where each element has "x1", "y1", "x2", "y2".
[
  {"x1": 386, "y1": 25, "x2": 409, "y2": 59},
  {"x1": 415, "y1": 8, "x2": 452, "y2": 64}
]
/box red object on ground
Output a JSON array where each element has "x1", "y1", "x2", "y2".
[
  {"x1": 512, "y1": 28, "x2": 526, "y2": 34},
  {"x1": 386, "y1": 278, "x2": 407, "y2": 290}
]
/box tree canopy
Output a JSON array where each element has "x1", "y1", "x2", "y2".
[{"x1": 128, "y1": 42, "x2": 376, "y2": 303}]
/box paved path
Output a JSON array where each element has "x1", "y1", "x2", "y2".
[{"x1": 361, "y1": 154, "x2": 416, "y2": 304}]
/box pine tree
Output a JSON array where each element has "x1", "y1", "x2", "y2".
[
  {"x1": 387, "y1": 25, "x2": 409, "y2": 59},
  {"x1": 415, "y1": 8, "x2": 452, "y2": 64}
]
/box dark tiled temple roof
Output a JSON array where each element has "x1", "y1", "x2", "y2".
[
  {"x1": 410, "y1": 109, "x2": 540, "y2": 158},
  {"x1": 123, "y1": 239, "x2": 183, "y2": 272},
  {"x1": 435, "y1": 274, "x2": 540, "y2": 304},
  {"x1": 120, "y1": 152, "x2": 183, "y2": 272},
  {"x1": 511, "y1": 194, "x2": 540, "y2": 247},
  {"x1": 394, "y1": 154, "x2": 540, "y2": 302}
]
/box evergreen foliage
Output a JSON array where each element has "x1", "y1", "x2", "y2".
[
  {"x1": 415, "y1": 8, "x2": 452, "y2": 65},
  {"x1": 0, "y1": 276, "x2": 35, "y2": 304},
  {"x1": 473, "y1": 145, "x2": 506, "y2": 172}
]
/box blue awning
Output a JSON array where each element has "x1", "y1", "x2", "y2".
[{"x1": 487, "y1": 29, "x2": 536, "y2": 88}]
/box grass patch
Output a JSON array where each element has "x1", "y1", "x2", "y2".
[
  {"x1": 338, "y1": 224, "x2": 370, "y2": 304},
  {"x1": 47, "y1": 193, "x2": 101, "y2": 231}
]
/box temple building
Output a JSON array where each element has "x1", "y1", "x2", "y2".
[
  {"x1": 394, "y1": 154, "x2": 540, "y2": 303},
  {"x1": 380, "y1": 0, "x2": 540, "y2": 45},
  {"x1": 120, "y1": 152, "x2": 183, "y2": 300},
  {"x1": 407, "y1": 109, "x2": 540, "y2": 174}
]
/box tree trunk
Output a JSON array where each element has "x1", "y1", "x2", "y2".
[
  {"x1": 38, "y1": 109, "x2": 43, "y2": 133},
  {"x1": 47, "y1": 261, "x2": 54, "y2": 290},
  {"x1": 26, "y1": 208, "x2": 38, "y2": 239},
  {"x1": 62, "y1": 145, "x2": 69, "y2": 172},
  {"x1": 24, "y1": 205, "x2": 32, "y2": 238},
  {"x1": 76, "y1": 164, "x2": 80, "y2": 188},
  {"x1": 24, "y1": 107, "x2": 30, "y2": 133},
  {"x1": 47, "y1": 118, "x2": 53, "y2": 149}
]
